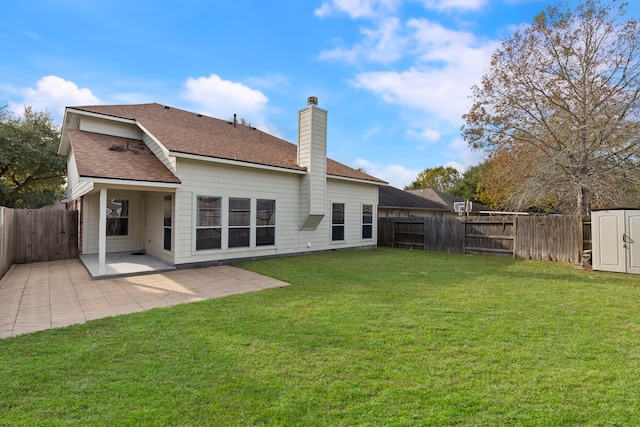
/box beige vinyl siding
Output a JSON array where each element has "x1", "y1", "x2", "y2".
[
  {"x1": 327, "y1": 179, "x2": 378, "y2": 245},
  {"x1": 142, "y1": 192, "x2": 174, "y2": 263},
  {"x1": 142, "y1": 133, "x2": 177, "y2": 174},
  {"x1": 66, "y1": 149, "x2": 93, "y2": 201},
  {"x1": 78, "y1": 116, "x2": 143, "y2": 140},
  {"x1": 172, "y1": 158, "x2": 378, "y2": 266},
  {"x1": 309, "y1": 108, "x2": 327, "y2": 215},
  {"x1": 83, "y1": 189, "x2": 144, "y2": 254},
  {"x1": 297, "y1": 105, "x2": 327, "y2": 223}
]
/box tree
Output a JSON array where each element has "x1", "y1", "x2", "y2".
[
  {"x1": 404, "y1": 166, "x2": 461, "y2": 191},
  {"x1": 449, "y1": 160, "x2": 494, "y2": 206},
  {"x1": 462, "y1": 0, "x2": 640, "y2": 215},
  {"x1": 0, "y1": 105, "x2": 66, "y2": 208}
]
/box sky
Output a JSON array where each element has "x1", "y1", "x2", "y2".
[{"x1": 2, "y1": 0, "x2": 639, "y2": 188}]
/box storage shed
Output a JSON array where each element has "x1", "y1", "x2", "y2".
[{"x1": 591, "y1": 209, "x2": 640, "y2": 274}]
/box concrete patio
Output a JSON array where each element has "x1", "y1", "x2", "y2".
[{"x1": 0, "y1": 258, "x2": 289, "y2": 339}]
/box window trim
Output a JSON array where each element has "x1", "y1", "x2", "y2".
[
  {"x1": 331, "y1": 202, "x2": 345, "y2": 242},
  {"x1": 106, "y1": 198, "x2": 129, "y2": 238},
  {"x1": 256, "y1": 199, "x2": 276, "y2": 247},
  {"x1": 362, "y1": 203, "x2": 373, "y2": 240},
  {"x1": 194, "y1": 195, "x2": 223, "y2": 252},
  {"x1": 163, "y1": 195, "x2": 173, "y2": 252},
  {"x1": 228, "y1": 197, "x2": 251, "y2": 248}
]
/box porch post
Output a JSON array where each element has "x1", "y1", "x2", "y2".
[{"x1": 98, "y1": 188, "x2": 107, "y2": 276}]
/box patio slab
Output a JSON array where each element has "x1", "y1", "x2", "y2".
[{"x1": 0, "y1": 258, "x2": 289, "y2": 339}]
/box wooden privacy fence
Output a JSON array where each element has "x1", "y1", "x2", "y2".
[
  {"x1": 378, "y1": 215, "x2": 589, "y2": 264},
  {"x1": 0, "y1": 207, "x2": 78, "y2": 279}
]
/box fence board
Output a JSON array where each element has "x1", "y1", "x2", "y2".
[
  {"x1": 0, "y1": 208, "x2": 79, "y2": 268},
  {"x1": 378, "y1": 215, "x2": 587, "y2": 264}
]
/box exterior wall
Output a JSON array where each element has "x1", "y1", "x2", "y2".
[
  {"x1": 326, "y1": 178, "x2": 379, "y2": 246},
  {"x1": 83, "y1": 189, "x2": 144, "y2": 254},
  {"x1": 142, "y1": 191, "x2": 174, "y2": 263},
  {"x1": 66, "y1": 149, "x2": 93, "y2": 201},
  {"x1": 172, "y1": 158, "x2": 378, "y2": 266},
  {"x1": 78, "y1": 116, "x2": 142, "y2": 140}
]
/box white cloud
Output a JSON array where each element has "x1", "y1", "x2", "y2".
[
  {"x1": 319, "y1": 17, "x2": 406, "y2": 64},
  {"x1": 363, "y1": 125, "x2": 382, "y2": 140},
  {"x1": 182, "y1": 74, "x2": 269, "y2": 127},
  {"x1": 351, "y1": 20, "x2": 499, "y2": 126},
  {"x1": 315, "y1": 0, "x2": 400, "y2": 19},
  {"x1": 354, "y1": 158, "x2": 418, "y2": 188},
  {"x1": 447, "y1": 137, "x2": 484, "y2": 171},
  {"x1": 419, "y1": 0, "x2": 488, "y2": 11},
  {"x1": 14, "y1": 75, "x2": 99, "y2": 121},
  {"x1": 407, "y1": 128, "x2": 440, "y2": 147}
]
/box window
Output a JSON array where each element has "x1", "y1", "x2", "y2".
[
  {"x1": 163, "y1": 195, "x2": 172, "y2": 251},
  {"x1": 256, "y1": 199, "x2": 276, "y2": 246},
  {"x1": 229, "y1": 198, "x2": 250, "y2": 248},
  {"x1": 332, "y1": 203, "x2": 345, "y2": 241},
  {"x1": 106, "y1": 199, "x2": 129, "y2": 236},
  {"x1": 196, "y1": 196, "x2": 221, "y2": 250},
  {"x1": 362, "y1": 204, "x2": 373, "y2": 239}
]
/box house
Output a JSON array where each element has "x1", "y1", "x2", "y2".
[
  {"x1": 407, "y1": 188, "x2": 491, "y2": 216},
  {"x1": 58, "y1": 97, "x2": 386, "y2": 277},
  {"x1": 378, "y1": 185, "x2": 450, "y2": 218}
]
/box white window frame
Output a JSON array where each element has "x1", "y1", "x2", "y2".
[
  {"x1": 106, "y1": 198, "x2": 129, "y2": 237},
  {"x1": 331, "y1": 202, "x2": 345, "y2": 242},
  {"x1": 194, "y1": 195, "x2": 223, "y2": 251},
  {"x1": 362, "y1": 204, "x2": 373, "y2": 240},
  {"x1": 256, "y1": 199, "x2": 276, "y2": 247},
  {"x1": 163, "y1": 195, "x2": 173, "y2": 252},
  {"x1": 228, "y1": 197, "x2": 251, "y2": 248}
]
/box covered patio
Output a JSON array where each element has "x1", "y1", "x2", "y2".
[{"x1": 80, "y1": 251, "x2": 175, "y2": 279}]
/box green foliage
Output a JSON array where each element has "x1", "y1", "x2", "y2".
[
  {"x1": 405, "y1": 165, "x2": 460, "y2": 191},
  {"x1": 0, "y1": 104, "x2": 66, "y2": 208},
  {"x1": 2, "y1": 249, "x2": 640, "y2": 425},
  {"x1": 449, "y1": 161, "x2": 491, "y2": 204}
]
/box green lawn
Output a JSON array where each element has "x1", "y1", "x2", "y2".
[{"x1": 2, "y1": 248, "x2": 640, "y2": 426}]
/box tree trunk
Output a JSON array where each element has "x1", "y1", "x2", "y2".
[{"x1": 577, "y1": 186, "x2": 590, "y2": 216}]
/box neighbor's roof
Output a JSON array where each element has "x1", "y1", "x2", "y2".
[
  {"x1": 69, "y1": 130, "x2": 181, "y2": 184},
  {"x1": 68, "y1": 103, "x2": 386, "y2": 184},
  {"x1": 379, "y1": 185, "x2": 449, "y2": 210},
  {"x1": 408, "y1": 188, "x2": 491, "y2": 212}
]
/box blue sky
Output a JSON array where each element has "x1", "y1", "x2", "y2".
[{"x1": 2, "y1": 0, "x2": 639, "y2": 188}]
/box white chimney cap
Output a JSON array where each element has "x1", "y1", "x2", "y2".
[{"x1": 307, "y1": 96, "x2": 318, "y2": 106}]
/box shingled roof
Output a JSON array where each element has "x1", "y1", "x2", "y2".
[
  {"x1": 69, "y1": 130, "x2": 181, "y2": 184},
  {"x1": 69, "y1": 103, "x2": 385, "y2": 184},
  {"x1": 379, "y1": 185, "x2": 449, "y2": 210}
]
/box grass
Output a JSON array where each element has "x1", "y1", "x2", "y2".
[{"x1": 1, "y1": 248, "x2": 640, "y2": 426}]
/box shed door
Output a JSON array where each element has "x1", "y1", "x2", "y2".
[
  {"x1": 592, "y1": 210, "x2": 626, "y2": 273},
  {"x1": 625, "y1": 211, "x2": 640, "y2": 274}
]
